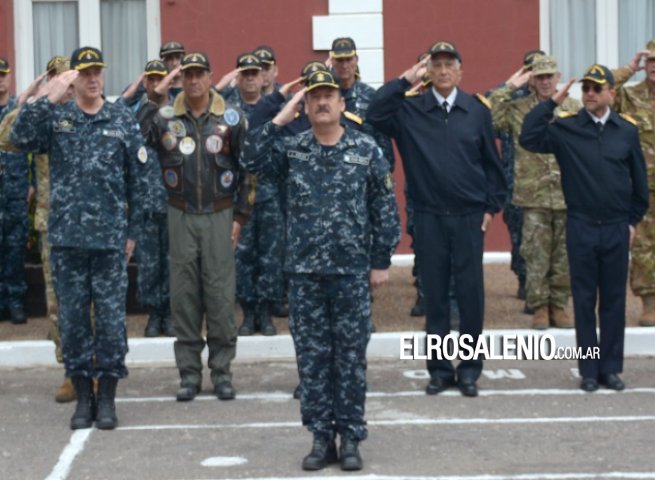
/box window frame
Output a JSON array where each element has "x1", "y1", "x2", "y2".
[{"x1": 13, "y1": 0, "x2": 161, "y2": 93}]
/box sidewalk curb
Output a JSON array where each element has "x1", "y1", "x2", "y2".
[{"x1": 1, "y1": 327, "x2": 653, "y2": 368}]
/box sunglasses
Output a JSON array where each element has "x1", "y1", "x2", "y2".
[{"x1": 582, "y1": 83, "x2": 603, "y2": 94}]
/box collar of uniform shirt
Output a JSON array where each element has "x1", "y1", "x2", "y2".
[
  {"x1": 586, "y1": 107, "x2": 611, "y2": 126},
  {"x1": 432, "y1": 86, "x2": 458, "y2": 113}
]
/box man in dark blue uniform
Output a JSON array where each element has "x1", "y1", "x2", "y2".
[
  {"x1": 0, "y1": 57, "x2": 33, "y2": 324},
  {"x1": 243, "y1": 71, "x2": 400, "y2": 471},
  {"x1": 367, "y1": 41, "x2": 506, "y2": 397},
  {"x1": 11, "y1": 47, "x2": 146, "y2": 429},
  {"x1": 520, "y1": 65, "x2": 648, "y2": 392}
]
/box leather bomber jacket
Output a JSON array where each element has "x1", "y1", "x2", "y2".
[{"x1": 139, "y1": 89, "x2": 255, "y2": 223}]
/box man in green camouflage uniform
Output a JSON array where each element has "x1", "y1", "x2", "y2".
[
  {"x1": 612, "y1": 41, "x2": 655, "y2": 327},
  {"x1": 490, "y1": 55, "x2": 580, "y2": 329}
]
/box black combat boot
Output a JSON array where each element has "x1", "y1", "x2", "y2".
[
  {"x1": 96, "y1": 376, "x2": 118, "y2": 430},
  {"x1": 258, "y1": 302, "x2": 277, "y2": 336},
  {"x1": 339, "y1": 437, "x2": 363, "y2": 471},
  {"x1": 70, "y1": 376, "x2": 95, "y2": 430},
  {"x1": 302, "y1": 435, "x2": 338, "y2": 471},
  {"x1": 238, "y1": 303, "x2": 256, "y2": 336},
  {"x1": 160, "y1": 306, "x2": 175, "y2": 337},
  {"x1": 517, "y1": 277, "x2": 527, "y2": 300},
  {"x1": 144, "y1": 309, "x2": 161, "y2": 337}
]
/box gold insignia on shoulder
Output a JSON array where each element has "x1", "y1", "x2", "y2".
[
  {"x1": 343, "y1": 111, "x2": 363, "y2": 125},
  {"x1": 475, "y1": 93, "x2": 491, "y2": 109},
  {"x1": 405, "y1": 91, "x2": 420, "y2": 97},
  {"x1": 620, "y1": 113, "x2": 638, "y2": 126},
  {"x1": 557, "y1": 111, "x2": 577, "y2": 119}
]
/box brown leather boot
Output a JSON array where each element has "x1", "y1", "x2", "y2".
[
  {"x1": 55, "y1": 377, "x2": 77, "y2": 403},
  {"x1": 531, "y1": 306, "x2": 549, "y2": 330},
  {"x1": 639, "y1": 295, "x2": 655, "y2": 327},
  {"x1": 550, "y1": 306, "x2": 573, "y2": 328}
]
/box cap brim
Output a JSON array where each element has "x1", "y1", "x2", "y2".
[
  {"x1": 430, "y1": 50, "x2": 459, "y2": 59},
  {"x1": 330, "y1": 51, "x2": 356, "y2": 59},
  {"x1": 144, "y1": 71, "x2": 167, "y2": 76},
  {"x1": 259, "y1": 59, "x2": 275, "y2": 65},
  {"x1": 532, "y1": 69, "x2": 557, "y2": 76},
  {"x1": 306, "y1": 82, "x2": 339, "y2": 92},
  {"x1": 161, "y1": 50, "x2": 185, "y2": 57},
  {"x1": 580, "y1": 76, "x2": 607, "y2": 85},
  {"x1": 181, "y1": 64, "x2": 209, "y2": 71},
  {"x1": 238, "y1": 66, "x2": 262, "y2": 72},
  {"x1": 0, "y1": 68, "x2": 10, "y2": 74},
  {"x1": 74, "y1": 62, "x2": 105, "y2": 71}
]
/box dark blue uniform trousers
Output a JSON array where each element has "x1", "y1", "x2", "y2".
[
  {"x1": 288, "y1": 273, "x2": 370, "y2": 441},
  {"x1": 566, "y1": 217, "x2": 629, "y2": 379},
  {"x1": 51, "y1": 247, "x2": 129, "y2": 379},
  {"x1": 415, "y1": 211, "x2": 485, "y2": 382}
]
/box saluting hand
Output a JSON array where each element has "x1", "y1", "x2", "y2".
[
  {"x1": 401, "y1": 58, "x2": 429, "y2": 85},
  {"x1": 214, "y1": 68, "x2": 240, "y2": 91},
  {"x1": 279, "y1": 76, "x2": 304, "y2": 98},
  {"x1": 231, "y1": 222, "x2": 241, "y2": 250},
  {"x1": 630, "y1": 225, "x2": 636, "y2": 248},
  {"x1": 46, "y1": 70, "x2": 79, "y2": 104},
  {"x1": 273, "y1": 88, "x2": 306, "y2": 127},
  {"x1": 628, "y1": 50, "x2": 650, "y2": 72},
  {"x1": 18, "y1": 71, "x2": 48, "y2": 105},
  {"x1": 507, "y1": 66, "x2": 531, "y2": 89},
  {"x1": 125, "y1": 239, "x2": 136, "y2": 262},
  {"x1": 552, "y1": 78, "x2": 576, "y2": 105},
  {"x1": 122, "y1": 73, "x2": 145, "y2": 100},
  {"x1": 154, "y1": 66, "x2": 180, "y2": 97}
]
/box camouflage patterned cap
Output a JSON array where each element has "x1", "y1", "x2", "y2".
[
  {"x1": 236, "y1": 53, "x2": 262, "y2": 72},
  {"x1": 305, "y1": 70, "x2": 339, "y2": 92},
  {"x1": 0, "y1": 57, "x2": 11, "y2": 74},
  {"x1": 253, "y1": 45, "x2": 276, "y2": 65},
  {"x1": 144, "y1": 59, "x2": 168, "y2": 76},
  {"x1": 300, "y1": 61, "x2": 328, "y2": 80},
  {"x1": 70, "y1": 47, "x2": 105, "y2": 71},
  {"x1": 331, "y1": 37, "x2": 357, "y2": 58},
  {"x1": 523, "y1": 50, "x2": 546, "y2": 69},
  {"x1": 580, "y1": 64, "x2": 614, "y2": 86},
  {"x1": 180, "y1": 52, "x2": 210, "y2": 71},
  {"x1": 531, "y1": 55, "x2": 558, "y2": 76},
  {"x1": 46, "y1": 56, "x2": 70, "y2": 74},
  {"x1": 159, "y1": 41, "x2": 185, "y2": 58},
  {"x1": 428, "y1": 41, "x2": 461, "y2": 62},
  {"x1": 647, "y1": 39, "x2": 655, "y2": 60}
]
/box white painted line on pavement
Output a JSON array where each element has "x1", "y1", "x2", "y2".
[
  {"x1": 44, "y1": 428, "x2": 93, "y2": 480},
  {"x1": 178, "y1": 473, "x2": 655, "y2": 480},
  {"x1": 117, "y1": 414, "x2": 655, "y2": 432},
  {"x1": 115, "y1": 387, "x2": 655, "y2": 403}
]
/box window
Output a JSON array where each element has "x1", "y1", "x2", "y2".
[
  {"x1": 32, "y1": 2, "x2": 79, "y2": 76},
  {"x1": 13, "y1": 0, "x2": 160, "y2": 96},
  {"x1": 541, "y1": 0, "x2": 655, "y2": 83},
  {"x1": 100, "y1": 0, "x2": 147, "y2": 96}
]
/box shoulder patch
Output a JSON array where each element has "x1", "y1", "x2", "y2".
[
  {"x1": 475, "y1": 93, "x2": 491, "y2": 110},
  {"x1": 343, "y1": 111, "x2": 363, "y2": 125},
  {"x1": 620, "y1": 113, "x2": 638, "y2": 126},
  {"x1": 557, "y1": 111, "x2": 577, "y2": 119}
]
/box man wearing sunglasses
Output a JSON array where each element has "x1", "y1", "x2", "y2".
[
  {"x1": 611, "y1": 40, "x2": 655, "y2": 327},
  {"x1": 520, "y1": 64, "x2": 649, "y2": 393}
]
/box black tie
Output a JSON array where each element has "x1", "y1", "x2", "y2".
[
  {"x1": 442, "y1": 101, "x2": 449, "y2": 123},
  {"x1": 596, "y1": 121, "x2": 604, "y2": 133}
]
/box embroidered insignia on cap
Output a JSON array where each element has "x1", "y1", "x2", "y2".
[
  {"x1": 179, "y1": 136, "x2": 196, "y2": 155},
  {"x1": 224, "y1": 108, "x2": 240, "y2": 126}
]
